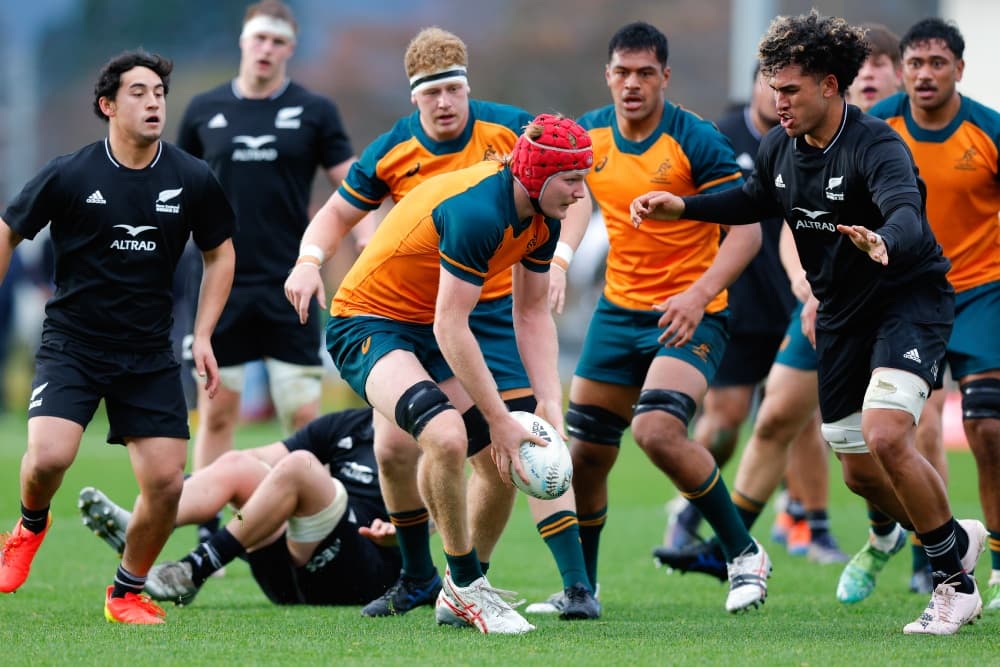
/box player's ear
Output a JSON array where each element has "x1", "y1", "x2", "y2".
[{"x1": 98, "y1": 96, "x2": 116, "y2": 119}]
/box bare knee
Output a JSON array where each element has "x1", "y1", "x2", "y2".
[
  {"x1": 632, "y1": 412, "x2": 688, "y2": 466},
  {"x1": 24, "y1": 439, "x2": 75, "y2": 478}
]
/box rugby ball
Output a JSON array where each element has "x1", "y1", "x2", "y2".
[{"x1": 508, "y1": 411, "x2": 573, "y2": 500}]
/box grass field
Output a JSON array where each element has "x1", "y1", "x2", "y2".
[{"x1": 0, "y1": 407, "x2": 995, "y2": 666}]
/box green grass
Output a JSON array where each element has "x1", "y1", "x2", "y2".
[{"x1": 0, "y1": 409, "x2": 995, "y2": 666}]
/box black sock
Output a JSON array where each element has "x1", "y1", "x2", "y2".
[
  {"x1": 196, "y1": 511, "x2": 222, "y2": 544},
  {"x1": 918, "y1": 518, "x2": 974, "y2": 594},
  {"x1": 787, "y1": 498, "x2": 806, "y2": 522},
  {"x1": 111, "y1": 565, "x2": 146, "y2": 599},
  {"x1": 20, "y1": 503, "x2": 49, "y2": 534},
  {"x1": 806, "y1": 509, "x2": 830, "y2": 541},
  {"x1": 182, "y1": 527, "x2": 245, "y2": 586}
]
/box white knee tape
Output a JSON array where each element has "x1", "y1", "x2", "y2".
[
  {"x1": 862, "y1": 368, "x2": 930, "y2": 424},
  {"x1": 266, "y1": 358, "x2": 323, "y2": 432},
  {"x1": 287, "y1": 477, "x2": 348, "y2": 543},
  {"x1": 820, "y1": 411, "x2": 867, "y2": 454},
  {"x1": 191, "y1": 363, "x2": 245, "y2": 393}
]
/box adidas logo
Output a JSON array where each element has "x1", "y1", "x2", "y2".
[
  {"x1": 774, "y1": 174, "x2": 785, "y2": 189},
  {"x1": 86, "y1": 190, "x2": 106, "y2": 205},
  {"x1": 208, "y1": 113, "x2": 228, "y2": 129},
  {"x1": 903, "y1": 348, "x2": 922, "y2": 364}
]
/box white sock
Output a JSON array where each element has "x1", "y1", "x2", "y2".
[{"x1": 870, "y1": 524, "x2": 903, "y2": 552}]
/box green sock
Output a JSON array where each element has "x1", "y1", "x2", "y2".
[
  {"x1": 390, "y1": 509, "x2": 435, "y2": 581},
  {"x1": 578, "y1": 507, "x2": 607, "y2": 590},
  {"x1": 445, "y1": 548, "x2": 482, "y2": 588},
  {"x1": 731, "y1": 490, "x2": 765, "y2": 530},
  {"x1": 537, "y1": 511, "x2": 591, "y2": 591},
  {"x1": 989, "y1": 530, "x2": 1000, "y2": 571},
  {"x1": 687, "y1": 468, "x2": 753, "y2": 561}
]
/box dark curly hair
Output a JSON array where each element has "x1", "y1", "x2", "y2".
[
  {"x1": 900, "y1": 17, "x2": 964, "y2": 60},
  {"x1": 757, "y1": 10, "x2": 869, "y2": 94},
  {"x1": 93, "y1": 50, "x2": 173, "y2": 123}
]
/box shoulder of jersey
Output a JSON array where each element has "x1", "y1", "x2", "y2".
[
  {"x1": 469, "y1": 99, "x2": 533, "y2": 133},
  {"x1": 577, "y1": 105, "x2": 615, "y2": 131},
  {"x1": 866, "y1": 92, "x2": 907, "y2": 120},
  {"x1": 962, "y1": 95, "x2": 1000, "y2": 138},
  {"x1": 362, "y1": 114, "x2": 420, "y2": 161}
]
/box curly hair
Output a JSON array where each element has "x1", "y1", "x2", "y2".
[
  {"x1": 900, "y1": 17, "x2": 964, "y2": 60},
  {"x1": 93, "y1": 50, "x2": 173, "y2": 123},
  {"x1": 757, "y1": 10, "x2": 869, "y2": 94},
  {"x1": 404, "y1": 27, "x2": 468, "y2": 80}
]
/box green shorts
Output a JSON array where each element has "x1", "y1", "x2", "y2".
[
  {"x1": 326, "y1": 316, "x2": 453, "y2": 403},
  {"x1": 573, "y1": 295, "x2": 729, "y2": 387}
]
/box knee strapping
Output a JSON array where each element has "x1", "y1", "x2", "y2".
[
  {"x1": 962, "y1": 378, "x2": 1000, "y2": 421},
  {"x1": 565, "y1": 401, "x2": 628, "y2": 446},
  {"x1": 464, "y1": 396, "x2": 539, "y2": 457},
  {"x1": 633, "y1": 389, "x2": 696, "y2": 426},
  {"x1": 287, "y1": 478, "x2": 348, "y2": 543},
  {"x1": 462, "y1": 406, "x2": 491, "y2": 458},
  {"x1": 395, "y1": 381, "x2": 454, "y2": 439},
  {"x1": 862, "y1": 368, "x2": 930, "y2": 423},
  {"x1": 821, "y1": 411, "x2": 866, "y2": 454},
  {"x1": 266, "y1": 358, "x2": 323, "y2": 434}
]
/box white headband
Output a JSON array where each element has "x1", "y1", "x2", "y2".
[
  {"x1": 408, "y1": 66, "x2": 468, "y2": 95},
  {"x1": 241, "y1": 15, "x2": 296, "y2": 42}
]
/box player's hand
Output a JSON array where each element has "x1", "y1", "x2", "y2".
[
  {"x1": 359, "y1": 518, "x2": 398, "y2": 547},
  {"x1": 284, "y1": 263, "x2": 326, "y2": 325},
  {"x1": 654, "y1": 287, "x2": 708, "y2": 348},
  {"x1": 534, "y1": 398, "x2": 567, "y2": 441},
  {"x1": 789, "y1": 271, "x2": 813, "y2": 304},
  {"x1": 489, "y1": 413, "x2": 547, "y2": 487},
  {"x1": 548, "y1": 265, "x2": 569, "y2": 314},
  {"x1": 191, "y1": 335, "x2": 220, "y2": 398},
  {"x1": 630, "y1": 191, "x2": 684, "y2": 227},
  {"x1": 801, "y1": 295, "x2": 819, "y2": 348},
  {"x1": 836, "y1": 224, "x2": 888, "y2": 265}
]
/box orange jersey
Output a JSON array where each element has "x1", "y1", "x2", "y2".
[
  {"x1": 870, "y1": 93, "x2": 1000, "y2": 292},
  {"x1": 331, "y1": 160, "x2": 558, "y2": 323},
  {"x1": 577, "y1": 103, "x2": 743, "y2": 312},
  {"x1": 338, "y1": 100, "x2": 533, "y2": 301}
]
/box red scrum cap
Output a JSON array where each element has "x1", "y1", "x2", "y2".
[{"x1": 511, "y1": 114, "x2": 593, "y2": 211}]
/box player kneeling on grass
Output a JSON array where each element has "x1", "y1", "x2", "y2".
[{"x1": 80, "y1": 407, "x2": 404, "y2": 607}]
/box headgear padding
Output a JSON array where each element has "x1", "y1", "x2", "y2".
[{"x1": 512, "y1": 114, "x2": 592, "y2": 211}]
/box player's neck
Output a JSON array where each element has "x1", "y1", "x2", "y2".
[
  {"x1": 616, "y1": 108, "x2": 663, "y2": 142},
  {"x1": 235, "y1": 71, "x2": 287, "y2": 99},
  {"x1": 107, "y1": 129, "x2": 160, "y2": 169},
  {"x1": 803, "y1": 99, "x2": 846, "y2": 150},
  {"x1": 908, "y1": 93, "x2": 961, "y2": 131}
]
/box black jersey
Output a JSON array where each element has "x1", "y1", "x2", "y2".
[
  {"x1": 742, "y1": 104, "x2": 950, "y2": 330},
  {"x1": 282, "y1": 408, "x2": 380, "y2": 503},
  {"x1": 3, "y1": 140, "x2": 234, "y2": 350},
  {"x1": 715, "y1": 107, "x2": 796, "y2": 336},
  {"x1": 177, "y1": 80, "x2": 354, "y2": 286}
]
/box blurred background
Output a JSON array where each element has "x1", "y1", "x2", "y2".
[{"x1": 0, "y1": 0, "x2": 994, "y2": 437}]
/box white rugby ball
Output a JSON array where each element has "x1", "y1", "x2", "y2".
[{"x1": 508, "y1": 411, "x2": 573, "y2": 500}]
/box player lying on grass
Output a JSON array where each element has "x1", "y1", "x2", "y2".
[{"x1": 79, "y1": 407, "x2": 405, "y2": 606}]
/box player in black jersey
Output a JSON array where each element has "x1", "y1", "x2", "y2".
[
  {"x1": 0, "y1": 50, "x2": 235, "y2": 624},
  {"x1": 176, "y1": 1, "x2": 356, "y2": 487},
  {"x1": 79, "y1": 407, "x2": 404, "y2": 607},
  {"x1": 632, "y1": 11, "x2": 986, "y2": 635}
]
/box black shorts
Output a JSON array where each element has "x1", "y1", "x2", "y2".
[
  {"x1": 710, "y1": 332, "x2": 785, "y2": 387},
  {"x1": 815, "y1": 279, "x2": 953, "y2": 423},
  {"x1": 30, "y1": 332, "x2": 189, "y2": 445},
  {"x1": 202, "y1": 283, "x2": 323, "y2": 368},
  {"x1": 247, "y1": 497, "x2": 401, "y2": 605}
]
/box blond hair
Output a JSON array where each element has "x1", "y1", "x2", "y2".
[
  {"x1": 243, "y1": 0, "x2": 297, "y2": 34},
  {"x1": 404, "y1": 27, "x2": 468, "y2": 79}
]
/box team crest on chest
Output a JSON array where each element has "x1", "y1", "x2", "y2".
[
  {"x1": 651, "y1": 158, "x2": 672, "y2": 185},
  {"x1": 825, "y1": 176, "x2": 845, "y2": 201},
  {"x1": 275, "y1": 106, "x2": 303, "y2": 129}
]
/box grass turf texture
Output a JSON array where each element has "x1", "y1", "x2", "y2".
[{"x1": 0, "y1": 409, "x2": 995, "y2": 666}]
